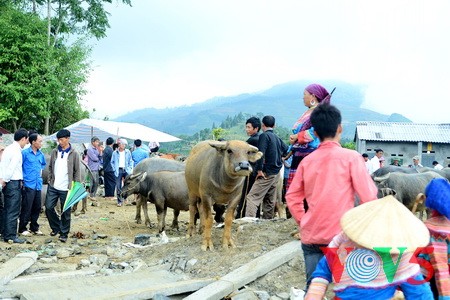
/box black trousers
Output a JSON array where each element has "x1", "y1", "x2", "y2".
[
  {"x1": 45, "y1": 185, "x2": 70, "y2": 237},
  {"x1": 19, "y1": 187, "x2": 42, "y2": 233},
  {"x1": 103, "y1": 171, "x2": 116, "y2": 197},
  {"x1": 2, "y1": 180, "x2": 22, "y2": 241}
]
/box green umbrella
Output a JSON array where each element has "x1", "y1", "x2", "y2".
[{"x1": 62, "y1": 181, "x2": 88, "y2": 213}]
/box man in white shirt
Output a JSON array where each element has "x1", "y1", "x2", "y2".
[
  {"x1": 0, "y1": 128, "x2": 29, "y2": 243},
  {"x1": 411, "y1": 156, "x2": 423, "y2": 169},
  {"x1": 368, "y1": 148, "x2": 383, "y2": 175},
  {"x1": 432, "y1": 160, "x2": 444, "y2": 170},
  {"x1": 45, "y1": 129, "x2": 80, "y2": 243}
]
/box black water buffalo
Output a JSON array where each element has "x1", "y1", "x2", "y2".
[
  {"x1": 185, "y1": 140, "x2": 262, "y2": 251},
  {"x1": 122, "y1": 171, "x2": 189, "y2": 233},
  {"x1": 373, "y1": 172, "x2": 445, "y2": 216},
  {"x1": 417, "y1": 167, "x2": 450, "y2": 181},
  {"x1": 123, "y1": 157, "x2": 186, "y2": 226},
  {"x1": 371, "y1": 165, "x2": 418, "y2": 178}
]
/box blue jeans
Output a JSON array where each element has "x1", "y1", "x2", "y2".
[
  {"x1": 116, "y1": 168, "x2": 128, "y2": 204},
  {"x1": 45, "y1": 185, "x2": 70, "y2": 237},
  {"x1": 302, "y1": 243, "x2": 327, "y2": 291},
  {"x1": 2, "y1": 180, "x2": 22, "y2": 241}
]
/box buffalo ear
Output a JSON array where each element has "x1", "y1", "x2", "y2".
[
  {"x1": 248, "y1": 151, "x2": 263, "y2": 162},
  {"x1": 209, "y1": 141, "x2": 227, "y2": 151}
]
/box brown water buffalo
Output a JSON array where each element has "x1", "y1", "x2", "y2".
[
  {"x1": 121, "y1": 171, "x2": 188, "y2": 233},
  {"x1": 185, "y1": 140, "x2": 262, "y2": 251}
]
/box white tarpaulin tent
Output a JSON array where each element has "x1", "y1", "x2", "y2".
[{"x1": 46, "y1": 118, "x2": 181, "y2": 143}]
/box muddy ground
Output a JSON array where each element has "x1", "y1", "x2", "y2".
[{"x1": 0, "y1": 196, "x2": 335, "y2": 299}]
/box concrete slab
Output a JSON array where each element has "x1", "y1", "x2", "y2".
[
  {"x1": 0, "y1": 252, "x2": 38, "y2": 287},
  {"x1": 1, "y1": 269, "x2": 213, "y2": 300},
  {"x1": 183, "y1": 240, "x2": 302, "y2": 300}
]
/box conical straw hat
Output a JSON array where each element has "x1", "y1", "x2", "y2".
[{"x1": 341, "y1": 195, "x2": 430, "y2": 253}]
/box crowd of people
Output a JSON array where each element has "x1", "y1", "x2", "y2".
[
  {"x1": 0, "y1": 129, "x2": 156, "y2": 244},
  {"x1": 1, "y1": 82, "x2": 449, "y2": 299},
  {"x1": 235, "y1": 83, "x2": 449, "y2": 299}
]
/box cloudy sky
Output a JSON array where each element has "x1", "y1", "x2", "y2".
[{"x1": 84, "y1": 0, "x2": 449, "y2": 123}]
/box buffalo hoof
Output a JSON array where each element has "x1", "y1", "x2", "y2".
[
  {"x1": 222, "y1": 238, "x2": 236, "y2": 249},
  {"x1": 201, "y1": 239, "x2": 214, "y2": 251},
  {"x1": 135, "y1": 219, "x2": 142, "y2": 224}
]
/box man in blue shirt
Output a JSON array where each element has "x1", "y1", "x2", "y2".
[
  {"x1": 131, "y1": 139, "x2": 149, "y2": 167},
  {"x1": 19, "y1": 133, "x2": 46, "y2": 236}
]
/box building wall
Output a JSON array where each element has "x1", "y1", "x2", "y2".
[{"x1": 356, "y1": 139, "x2": 450, "y2": 168}]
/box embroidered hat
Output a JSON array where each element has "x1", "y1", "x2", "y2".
[
  {"x1": 340, "y1": 195, "x2": 430, "y2": 253},
  {"x1": 425, "y1": 178, "x2": 450, "y2": 219}
]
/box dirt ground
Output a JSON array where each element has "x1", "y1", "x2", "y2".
[{"x1": 1, "y1": 196, "x2": 336, "y2": 298}]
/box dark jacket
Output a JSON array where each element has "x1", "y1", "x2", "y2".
[
  {"x1": 47, "y1": 145, "x2": 81, "y2": 190},
  {"x1": 247, "y1": 132, "x2": 261, "y2": 176},
  {"x1": 246, "y1": 132, "x2": 260, "y2": 148},
  {"x1": 256, "y1": 129, "x2": 288, "y2": 176},
  {"x1": 102, "y1": 146, "x2": 114, "y2": 173}
]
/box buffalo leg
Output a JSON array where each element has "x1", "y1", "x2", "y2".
[
  {"x1": 187, "y1": 195, "x2": 198, "y2": 237},
  {"x1": 141, "y1": 198, "x2": 151, "y2": 227},
  {"x1": 172, "y1": 209, "x2": 180, "y2": 230},
  {"x1": 155, "y1": 203, "x2": 166, "y2": 233},
  {"x1": 222, "y1": 199, "x2": 239, "y2": 249},
  {"x1": 201, "y1": 199, "x2": 214, "y2": 251},
  {"x1": 135, "y1": 195, "x2": 142, "y2": 224}
]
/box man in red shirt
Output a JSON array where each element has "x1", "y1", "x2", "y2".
[{"x1": 286, "y1": 104, "x2": 378, "y2": 291}]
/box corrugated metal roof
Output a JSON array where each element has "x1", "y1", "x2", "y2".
[{"x1": 356, "y1": 122, "x2": 450, "y2": 143}]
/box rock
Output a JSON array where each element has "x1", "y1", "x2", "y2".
[
  {"x1": 89, "y1": 254, "x2": 108, "y2": 267},
  {"x1": 269, "y1": 296, "x2": 282, "y2": 300},
  {"x1": 97, "y1": 233, "x2": 107, "y2": 239},
  {"x1": 72, "y1": 245, "x2": 82, "y2": 255},
  {"x1": 185, "y1": 258, "x2": 198, "y2": 272},
  {"x1": 40, "y1": 257, "x2": 58, "y2": 263},
  {"x1": 100, "y1": 268, "x2": 114, "y2": 276},
  {"x1": 152, "y1": 294, "x2": 171, "y2": 300},
  {"x1": 275, "y1": 292, "x2": 289, "y2": 300},
  {"x1": 106, "y1": 246, "x2": 116, "y2": 256},
  {"x1": 254, "y1": 291, "x2": 270, "y2": 300},
  {"x1": 56, "y1": 248, "x2": 72, "y2": 258},
  {"x1": 176, "y1": 259, "x2": 187, "y2": 271},
  {"x1": 289, "y1": 287, "x2": 305, "y2": 300},
  {"x1": 80, "y1": 259, "x2": 91, "y2": 267},
  {"x1": 231, "y1": 289, "x2": 259, "y2": 300},
  {"x1": 130, "y1": 259, "x2": 148, "y2": 272},
  {"x1": 134, "y1": 233, "x2": 152, "y2": 246}
]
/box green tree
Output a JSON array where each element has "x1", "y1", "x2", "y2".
[
  {"x1": 0, "y1": 0, "x2": 131, "y2": 133},
  {"x1": 0, "y1": 5, "x2": 90, "y2": 133},
  {"x1": 212, "y1": 127, "x2": 226, "y2": 140},
  {"x1": 0, "y1": 6, "x2": 51, "y2": 131}
]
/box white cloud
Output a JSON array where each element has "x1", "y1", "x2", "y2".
[{"x1": 84, "y1": 0, "x2": 450, "y2": 123}]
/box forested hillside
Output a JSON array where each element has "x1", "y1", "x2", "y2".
[{"x1": 116, "y1": 80, "x2": 412, "y2": 142}]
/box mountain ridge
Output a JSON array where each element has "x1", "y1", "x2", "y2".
[{"x1": 115, "y1": 80, "x2": 412, "y2": 140}]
